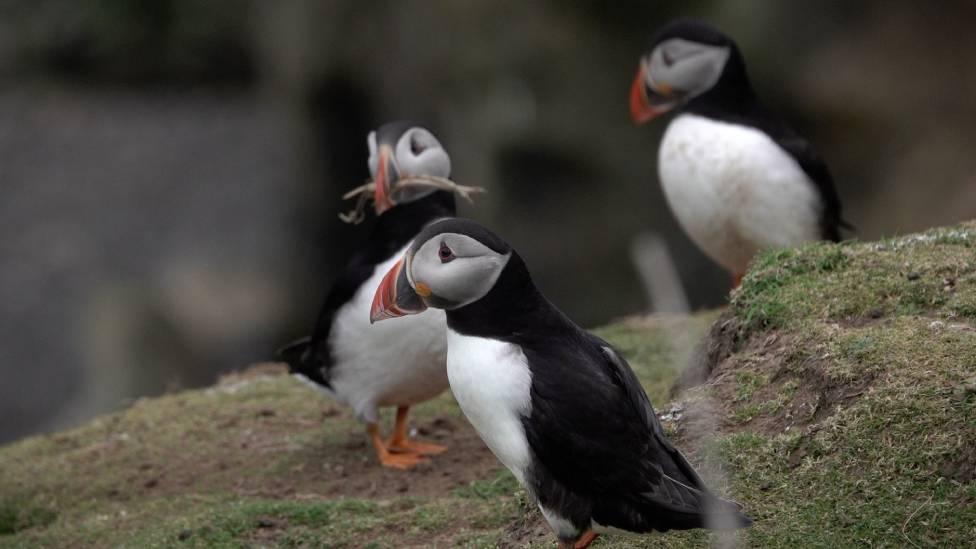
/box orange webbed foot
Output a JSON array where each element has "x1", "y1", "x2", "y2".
[
  {"x1": 388, "y1": 439, "x2": 448, "y2": 456},
  {"x1": 378, "y1": 450, "x2": 431, "y2": 470},
  {"x1": 368, "y1": 422, "x2": 430, "y2": 470},
  {"x1": 387, "y1": 405, "x2": 449, "y2": 456},
  {"x1": 574, "y1": 531, "x2": 598, "y2": 549}
]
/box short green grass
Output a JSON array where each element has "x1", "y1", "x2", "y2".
[
  {"x1": 734, "y1": 223, "x2": 976, "y2": 332},
  {"x1": 2, "y1": 222, "x2": 975, "y2": 547}
]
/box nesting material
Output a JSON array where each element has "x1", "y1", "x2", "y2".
[{"x1": 339, "y1": 176, "x2": 486, "y2": 224}]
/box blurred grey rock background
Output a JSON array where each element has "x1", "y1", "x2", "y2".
[{"x1": 0, "y1": 0, "x2": 974, "y2": 443}]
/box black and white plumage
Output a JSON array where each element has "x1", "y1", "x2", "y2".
[
  {"x1": 371, "y1": 218, "x2": 752, "y2": 546},
  {"x1": 277, "y1": 121, "x2": 456, "y2": 469},
  {"x1": 630, "y1": 18, "x2": 849, "y2": 283}
]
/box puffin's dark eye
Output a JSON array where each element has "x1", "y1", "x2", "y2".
[
  {"x1": 438, "y1": 242, "x2": 455, "y2": 263},
  {"x1": 410, "y1": 134, "x2": 427, "y2": 155},
  {"x1": 661, "y1": 48, "x2": 675, "y2": 67}
]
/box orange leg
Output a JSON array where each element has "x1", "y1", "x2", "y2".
[
  {"x1": 574, "y1": 531, "x2": 598, "y2": 549},
  {"x1": 387, "y1": 406, "x2": 448, "y2": 456},
  {"x1": 732, "y1": 272, "x2": 744, "y2": 288},
  {"x1": 368, "y1": 422, "x2": 429, "y2": 469}
]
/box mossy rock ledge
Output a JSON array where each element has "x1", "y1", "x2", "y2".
[{"x1": 2, "y1": 222, "x2": 975, "y2": 548}]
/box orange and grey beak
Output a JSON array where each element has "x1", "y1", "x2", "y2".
[
  {"x1": 370, "y1": 257, "x2": 428, "y2": 323},
  {"x1": 373, "y1": 144, "x2": 399, "y2": 215},
  {"x1": 629, "y1": 64, "x2": 676, "y2": 124}
]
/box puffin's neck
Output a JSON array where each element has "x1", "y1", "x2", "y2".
[
  {"x1": 446, "y1": 252, "x2": 568, "y2": 343},
  {"x1": 681, "y1": 47, "x2": 762, "y2": 120}
]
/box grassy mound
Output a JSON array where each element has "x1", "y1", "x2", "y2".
[
  {"x1": 1, "y1": 222, "x2": 974, "y2": 547},
  {"x1": 658, "y1": 222, "x2": 976, "y2": 548}
]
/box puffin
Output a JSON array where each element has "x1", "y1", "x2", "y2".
[
  {"x1": 630, "y1": 18, "x2": 849, "y2": 286},
  {"x1": 277, "y1": 121, "x2": 456, "y2": 469},
  {"x1": 370, "y1": 218, "x2": 752, "y2": 547}
]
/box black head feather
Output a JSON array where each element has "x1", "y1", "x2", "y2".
[
  {"x1": 411, "y1": 217, "x2": 512, "y2": 256},
  {"x1": 647, "y1": 17, "x2": 734, "y2": 49}
]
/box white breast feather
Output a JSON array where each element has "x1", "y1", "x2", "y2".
[
  {"x1": 446, "y1": 329, "x2": 533, "y2": 486},
  {"x1": 326, "y1": 243, "x2": 448, "y2": 423},
  {"x1": 658, "y1": 113, "x2": 822, "y2": 274}
]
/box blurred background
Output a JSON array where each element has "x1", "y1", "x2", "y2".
[{"x1": 1, "y1": 0, "x2": 975, "y2": 443}]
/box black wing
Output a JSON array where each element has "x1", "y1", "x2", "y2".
[
  {"x1": 773, "y1": 132, "x2": 851, "y2": 242},
  {"x1": 276, "y1": 249, "x2": 377, "y2": 387},
  {"x1": 521, "y1": 330, "x2": 750, "y2": 533},
  {"x1": 275, "y1": 191, "x2": 456, "y2": 386}
]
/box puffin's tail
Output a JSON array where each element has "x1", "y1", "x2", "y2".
[
  {"x1": 649, "y1": 479, "x2": 753, "y2": 532},
  {"x1": 701, "y1": 495, "x2": 753, "y2": 530},
  {"x1": 275, "y1": 337, "x2": 332, "y2": 389},
  {"x1": 655, "y1": 441, "x2": 752, "y2": 530}
]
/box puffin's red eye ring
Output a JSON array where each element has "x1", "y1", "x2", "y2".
[{"x1": 438, "y1": 242, "x2": 455, "y2": 263}]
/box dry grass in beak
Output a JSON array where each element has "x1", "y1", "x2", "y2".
[{"x1": 338, "y1": 177, "x2": 486, "y2": 224}]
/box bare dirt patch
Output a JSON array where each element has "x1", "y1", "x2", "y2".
[
  {"x1": 77, "y1": 364, "x2": 502, "y2": 506},
  {"x1": 260, "y1": 414, "x2": 500, "y2": 501}
]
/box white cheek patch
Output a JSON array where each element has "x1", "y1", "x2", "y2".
[
  {"x1": 396, "y1": 130, "x2": 451, "y2": 180},
  {"x1": 651, "y1": 39, "x2": 730, "y2": 97},
  {"x1": 410, "y1": 234, "x2": 511, "y2": 309},
  {"x1": 430, "y1": 254, "x2": 510, "y2": 307}
]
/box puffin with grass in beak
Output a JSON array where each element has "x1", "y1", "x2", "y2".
[
  {"x1": 371, "y1": 218, "x2": 752, "y2": 547},
  {"x1": 278, "y1": 121, "x2": 463, "y2": 469},
  {"x1": 630, "y1": 18, "x2": 850, "y2": 286}
]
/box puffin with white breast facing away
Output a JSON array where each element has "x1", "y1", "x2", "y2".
[
  {"x1": 630, "y1": 18, "x2": 849, "y2": 286},
  {"x1": 370, "y1": 218, "x2": 752, "y2": 547},
  {"x1": 278, "y1": 121, "x2": 456, "y2": 469}
]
